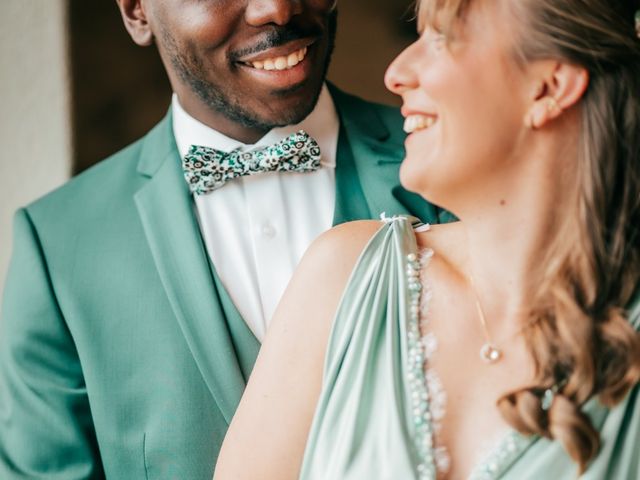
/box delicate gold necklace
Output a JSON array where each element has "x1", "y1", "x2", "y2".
[
  {"x1": 466, "y1": 271, "x2": 536, "y2": 364},
  {"x1": 466, "y1": 272, "x2": 504, "y2": 363}
]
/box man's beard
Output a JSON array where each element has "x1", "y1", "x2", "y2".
[{"x1": 165, "y1": 11, "x2": 337, "y2": 132}]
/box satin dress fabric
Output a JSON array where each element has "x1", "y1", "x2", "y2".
[{"x1": 299, "y1": 217, "x2": 640, "y2": 480}]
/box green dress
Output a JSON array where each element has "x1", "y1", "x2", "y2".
[{"x1": 300, "y1": 216, "x2": 640, "y2": 480}]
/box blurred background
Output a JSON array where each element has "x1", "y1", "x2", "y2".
[{"x1": 0, "y1": 0, "x2": 417, "y2": 297}]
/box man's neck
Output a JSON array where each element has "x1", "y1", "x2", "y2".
[
  {"x1": 172, "y1": 84, "x2": 338, "y2": 162},
  {"x1": 175, "y1": 94, "x2": 270, "y2": 144}
]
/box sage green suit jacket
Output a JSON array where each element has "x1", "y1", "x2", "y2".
[{"x1": 0, "y1": 87, "x2": 441, "y2": 479}]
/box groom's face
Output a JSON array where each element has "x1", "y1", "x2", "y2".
[{"x1": 135, "y1": 0, "x2": 337, "y2": 141}]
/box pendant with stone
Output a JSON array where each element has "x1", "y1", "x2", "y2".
[{"x1": 480, "y1": 343, "x2": 502, "y2": 363}]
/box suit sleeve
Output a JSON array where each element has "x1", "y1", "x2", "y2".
[{"x1": 0, "y1": 209, "x2": 104, "y2": 479}]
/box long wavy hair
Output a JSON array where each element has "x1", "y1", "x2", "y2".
[{"x1": 418, "y1": 0, "x2": 640, "y2": 472}]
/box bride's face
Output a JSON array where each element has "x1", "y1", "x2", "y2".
[{"x1": 385, "y1": 1, "x2": 532, "y2": 209}]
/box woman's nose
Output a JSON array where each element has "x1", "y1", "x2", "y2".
[{"x1": 384, "y1": 42, "x2": 420, "y2": 96}]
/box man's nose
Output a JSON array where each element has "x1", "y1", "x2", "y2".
[{"x1": 245, "y1": 0, "x2": 304, "y2": 27}]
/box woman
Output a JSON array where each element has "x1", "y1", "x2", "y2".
[{"x1": 214, "y1": 0, "x2": 640, "y2": 478}]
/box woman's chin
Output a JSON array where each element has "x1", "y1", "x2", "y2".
[
  {"x1": 399, "y1": 165, "x2": 457, "y2": 215},
  {"x1": 399, "y1": 159, "x2": 435, "y2": 197}
]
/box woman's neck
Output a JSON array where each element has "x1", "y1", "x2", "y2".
[{"x1": 430, "y1": 125, "x2": 579, "y2": 324}]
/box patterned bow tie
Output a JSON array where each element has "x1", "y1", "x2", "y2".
[{"x1": 182, "y1": 130, "x2": 322, "y2": 195}]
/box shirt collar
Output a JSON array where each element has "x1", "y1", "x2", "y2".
[{"x1": 172, "y1": 84, "x2": 338, "y2": 168}]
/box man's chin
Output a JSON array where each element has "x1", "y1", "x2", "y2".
[
  {"x1": 235, "y1": 78, "x2": 325, "y2": 130},
  {"x1": 241, "y1": 99, "x2": 319, "y2": 131}
]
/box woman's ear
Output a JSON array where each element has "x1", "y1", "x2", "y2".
[
  {"x1": 115, "y1": 0, "x2": 154, "y2": 47},
  {"x1": 525, "y1": 61, "x2": 589, "y2": 129}
]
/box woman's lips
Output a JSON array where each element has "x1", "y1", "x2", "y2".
[{"x1": 403, "y1": 114, "x2": 438, "y2": 134}]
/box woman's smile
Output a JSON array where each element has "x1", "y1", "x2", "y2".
[{"x1": 403, "y1": 113, "x2": 438, "y2": 134}]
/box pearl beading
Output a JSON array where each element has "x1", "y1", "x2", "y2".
[
  {"x1": 399, "y1": 215, "x2": 530, "y2": 479},
  {"x1": 406, "y1": 249, "x2": 438, "y2": 480},
  {"x1": 468, "y1": 432, "x2": 530, "y2": 480}
]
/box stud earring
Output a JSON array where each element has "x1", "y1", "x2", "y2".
[{"x1": 545, "y1": 97, "x2": 561, "y2": 113}]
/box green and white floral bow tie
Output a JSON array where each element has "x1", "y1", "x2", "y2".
[{"x1": 182, "y1": 130, "x2": 322, "y2": 195}]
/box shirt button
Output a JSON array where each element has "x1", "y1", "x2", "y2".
[{"x1": 260, "y1": 222, "x2": 276, "y2": 239}]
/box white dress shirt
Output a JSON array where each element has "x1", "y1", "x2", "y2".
[{"x1": 172, "y1": 85, "x2": 339, "y2": 341}]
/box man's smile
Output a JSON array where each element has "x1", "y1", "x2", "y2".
[
  {"x1": 235, "y1": 37, "x2": 316, "y2": 70},
  {"x1": 234, "y1": 38, "x2": 319, "y2": 90}
]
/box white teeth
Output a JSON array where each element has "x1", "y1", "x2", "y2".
[
  {"x1": 403, "y1": 114, "x2": 436, "y2": 134},
  {"x1": 263, "y1": 59, "x2": 275, "y2": 71},
  {"x1": 250, "y1": 47, "x2": 308, "y2": 71},
  {"x1": 287, "y1": 52, "x2": 299, "y2": 67}
]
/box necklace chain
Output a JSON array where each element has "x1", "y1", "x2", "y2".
[
  {"x1": 466, "y1": 272, "x2": 504, "y2": 364},
  {"x1": 466, "y1": 270, "x2": 539, "y2": 364}
]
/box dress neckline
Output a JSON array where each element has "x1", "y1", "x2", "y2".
[{"x1": 393, "y1": 216, "x2": 537, "y2": 479}]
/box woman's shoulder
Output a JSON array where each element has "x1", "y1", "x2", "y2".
[
  {"x1": 307, "y1": 218, "x2": 464, "y2": 274},
  {"x1": 323, "y1": 219, "x2": 385, "y2": 242},
  {"x1": 303, "y1": 220, "x2": 384, "y2": 269},
  {"x1": 284, "y1": 220, "x2": 385, "y2": 305},
  {"x1": 294, "y1": 217, "x2": 465, "y2": 303}
]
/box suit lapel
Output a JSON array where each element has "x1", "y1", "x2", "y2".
[
  {"x1": 134, "y1": 112, "x2": 244, "y2": 425},
  {"x1": 332, "y1": 120, "x2": 372, "y2": 225},
  {"x1": 330, "y1": 85, "x2": 441, "y2": 224}
]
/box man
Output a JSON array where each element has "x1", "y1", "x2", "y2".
[{"x1": 0, "y1": 1, "x2": 441, "y2": 478}]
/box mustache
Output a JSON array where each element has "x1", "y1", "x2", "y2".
[{"x1": 229, "y1": 23, "x2": 324, "y2": 61}]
